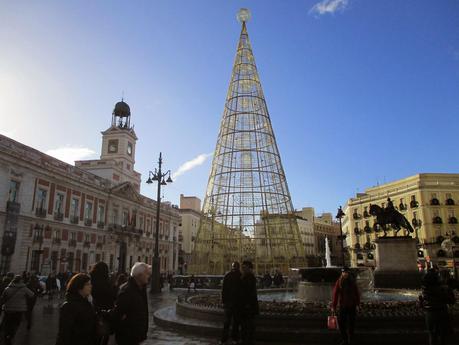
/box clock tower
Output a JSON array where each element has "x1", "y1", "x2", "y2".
[{"x1": 75, "y1": 100, "x2": 142, "y2": 191}]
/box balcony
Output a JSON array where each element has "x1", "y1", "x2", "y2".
[
  {"x1": 352, "y1": 213, "x2": 361, "y2": 220},
  {"x1": 54, "y1": 212, "x2": 64, "y2": 221},
  {"x1": 363, "y1": 211, "x2": 370, "y2": 218},
  {"x1": 446, "y1": 198, "x2": 455, "y2": 206},
  {"x1": 430, "y1": 198, "x2": 440, "y2": 206},
  {"x1": 412, "y1": 218, "x2": 422, "y2": 228},
  {"x1": 399, "y1": 203, "x2": 407, "y2": 211},
  {"x1": 448, "y1": 217, "x2": 458, "y2": 224},
  {"x1": 6, "y1": 201, "x2": 20, "y2": 214},
  {"x1": 70, "y1": 216, "x2": 79, "y2": 224},
  {"x1": 35, "y1": 207, "x2": 47, "y2": 218},
  {"x1": 32, "y1": 236, "x2": 43, "y2": 244},
  {"x1": 97, "y1": 221, "x2": 105, "y2": 229},
  {"x1": 83, "y1": 241, "x2": 91, "y2": 248},
  {"x1": 364, "y1": 225, "x2": 372, "y2": 234},
  {"x1": 354, "y1": 227, "x2": 361, "y2": 235},
  {"x1": 84, "y1": 219, "x2": 93, "y2": 227},
  {"x1": 410, "y1": 200, "x2": 419, "y2": 209},
  {"x1": 432, "y1": 216, "x2": 443, "y2": 225},
  {"x1": 52, "y1": 238, "x2": 61, "y2": 245},
  {"x1": 69, "y1": 239, "x2": 77, "y2": 247}
]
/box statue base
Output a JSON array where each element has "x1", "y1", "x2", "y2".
[{"x1": 374, "y1": 236, "x2": 421, "y2": 289}]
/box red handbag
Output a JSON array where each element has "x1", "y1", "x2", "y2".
[{"x1": 327, "y1": 314, "x2": 339, "y2": 330}]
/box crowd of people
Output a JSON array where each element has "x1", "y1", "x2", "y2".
[{"x1": 0, "y1": 262, "x2": 456, "y2": 345}]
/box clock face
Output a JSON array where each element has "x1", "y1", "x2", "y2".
[
  {"x1": 127, "y1": 143, "x2": 132, "y2": 155},
  {"x1": 108, "y1": 139, "x2": 118, "y2": 153}
]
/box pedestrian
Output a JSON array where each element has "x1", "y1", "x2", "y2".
[
  {"x1": 220, "y1": 262, "x2": 242, "y2": 345},
  {"x1": 419, "y1": 269, "x2": 456, "y2": 345},
  {"x1": 90, "y1": 262, "x2": 115, "y2": 345},
  {"x1": 55, "y1": 273, "x2": 97, "y2": 345},
  {"x1": 0, "y1": 275, "x2": 35, "y2": 345},
  {"x1": 46, "y1": 272, "x2": 59, "y2": 299},
  {"x1": 273, "y1": 270, "x2": 284, "y2": 288},
  {"x1": 0, "y1": 272, "x2": 14, "y2": 295},
  {"x1": 112, "y1": 262, "x2": 151, "y2": 345},
  {"x1": 25, "y1": 274, "x2": 43, "y2": 330},
  {"x1": 331, "y1": 267, "x2": 360, "y2": 345},
  {"x1": 113, "y1": 273, "x2": 128, "y2": 298},
  {"x1": 188, "y1": 275, "x2": 197, "y2": 293},
  {"x1": 239, "y1": 261, "x2": 259, "y2": 345},
  {"x1": 262, "y1": 272, "x2": 272, "y2": 288}
]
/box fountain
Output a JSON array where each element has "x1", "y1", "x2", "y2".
[{"x1": 325, "y1": 236, "x2": 332, "y2": 268}]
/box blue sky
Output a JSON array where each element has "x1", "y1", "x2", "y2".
[{"x1": 1, "y1": 0, "x2": 458, "y2": 214}]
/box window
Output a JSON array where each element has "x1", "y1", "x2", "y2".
[
  {"x1": 84, "y1": 202, "x2": 93, "y2": 220},
  {"x1": 37, "y1": 188, "x2": 47, "y2": 209},
  {"x1": 8, "y1": 180, "x2": 20, "y2": 202},
  {"x1": 448, "y1": 209, "x2": 455, "y2": 218},
  {"x1": 70, "y1": 232, "x2": 76, "y2": 241},
  {"x1": 98, "y1": 205, "x2": 105, "y2": 223},
  {"x1": 112, "y1": 209, "x2": 119, "y2": 224},
  {"x1": 53, "y1": 230, "x2": 61, "y2": 240},
  {"x1": 108, "y1": 139, "x2": 119, "y2": 153},
  {"x1": 71, "y1": 198, "x2": 79, "y2": 217},
  {"x1": 123, "y1": 211, "x2": 129, "y2": 226},
  {"x1": 127, "y1": 142, "x2": 132, "y2": 156},
  {"x1": 139, "y1": 217, "x2": 144, "y2": 230},
  {"x1": 85, "y1": 234, "x2": 90, "y2": 242},
  {"x1": 55, "y1": 193, "x2": 64, "y2": 214},
  {"x1": 146, "y1": 219, "x2": 151, "y2": 232}
]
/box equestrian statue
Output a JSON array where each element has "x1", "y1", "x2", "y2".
[{"x1": 369, "y1": 198, "x2": 415, "y2": 237}]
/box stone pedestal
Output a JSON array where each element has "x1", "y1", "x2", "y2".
[
  {"x1": 297, "y1": 281, "x2": 334, "y2": 301},
  {"x1": 374, "y1": 236, "x2": 421, "y2": 289}
]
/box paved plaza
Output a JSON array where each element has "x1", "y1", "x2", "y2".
[{"x1": 13, "y1": 290, "x2": 215, "y2": 345}]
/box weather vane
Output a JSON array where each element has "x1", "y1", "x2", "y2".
[{"x1": 237, "y1": 8, "x2": 251, "y2": 23}]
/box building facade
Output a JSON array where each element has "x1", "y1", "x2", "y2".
[
  {"x1": 178, "y1": 194, "x2": 201, "y2": 274},
  {"x1": 343, "y1": 173, "x2": 459, "y2": 274},
  {"x1": 0, "y1": 101, "x2": 181, "y2": 275},
  {"x1": 295, "y1": 208, "x2": 343, "y2": 267}
]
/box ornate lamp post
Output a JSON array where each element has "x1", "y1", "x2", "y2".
[
  {"x1": 146, "y1": 152, "x2": 173, "y2": 293},
  {"x1": 336, "y1": 206, "x2": 346, "y2": 267}
]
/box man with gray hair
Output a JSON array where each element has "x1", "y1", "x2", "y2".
[{"x1": 113, "y1": 262, "x2": 152, "y2": 345}]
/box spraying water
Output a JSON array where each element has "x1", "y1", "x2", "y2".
[{"x1": 325, "y1": 236, "x2": 332, "y2": 268}]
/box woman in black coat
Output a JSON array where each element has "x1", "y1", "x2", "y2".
[
  {"x1": 90, "y1": 262, "x2": 115, "y2": 311},
  {"x1": 56, "y1": 273, "x2": 97, "y2": 345}
]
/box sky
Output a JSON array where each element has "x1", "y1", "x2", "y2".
[{"x1": 1, "y1": 0, "x2": 459, "y2": 215}]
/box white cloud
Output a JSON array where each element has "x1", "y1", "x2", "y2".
[
  {"x1": 309, "y1": 0, "x2": 349, "y2": 16},
  {"x1": 45, "y1": 146, "x2": 97, "y2": 165},
  {"x1": 172, "y1": 153, "x2": 213, "y2": 180}
]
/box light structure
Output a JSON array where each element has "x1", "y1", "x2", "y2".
[{"x1": 191, "y1": 9, "x2": 305, "y2": 274}]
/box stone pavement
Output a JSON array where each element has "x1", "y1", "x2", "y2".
[{"x1": 12, "y1": 290, "x2": 217, "y2": 345}]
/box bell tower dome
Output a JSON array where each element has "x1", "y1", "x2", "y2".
[{"x1": 75, "y1": 99, "x2": 142, "y2": 191}]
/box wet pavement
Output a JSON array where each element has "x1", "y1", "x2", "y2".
[{"x1": 12, "y1": 290, "x2": 217, "y2": 345}]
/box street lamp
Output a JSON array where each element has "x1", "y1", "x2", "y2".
[
  {"x1": 336, "y1": 206, "x2": 346, "y2": 267},
  {"x1": 146, "y1": 152, "x2": 173, "y2": 293}
]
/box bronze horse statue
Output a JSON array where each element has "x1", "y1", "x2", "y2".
[{"x1": 369, "y1": 203, "x2": 414, "y2": 237}]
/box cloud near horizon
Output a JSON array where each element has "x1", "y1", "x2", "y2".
[
  {"x1": 46, "y1": 146, "x2": 97, "y2": 165},
  {"x1": 309, "y1": 0, "x2": 349, "y2": 16},
  {"x1": 172, "y1": 153, "x2": 213, "y2": 180}
]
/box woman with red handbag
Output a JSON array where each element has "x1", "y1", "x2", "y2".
[{"x1": 331, "y1": 267, "x2": 360, "y2": 345}]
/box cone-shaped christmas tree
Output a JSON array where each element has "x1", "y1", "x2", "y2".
[{"x1": 191, "y1": 9, "x2": 305, "y2": 274}]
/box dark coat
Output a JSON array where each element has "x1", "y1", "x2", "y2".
[
  {"x1": 240, "y1": 272, "x2": 259, "y2": 316},
  {"x1": 112, "y1": 277, "x2": 149, "y2": 344},
  {"x1": 222, "y1": 269, "x2": 242, "y2": 308},
  {"x1": 55, "y1": 293, "x2": 97, "y2": 345},
  {"x1": 332, "y1": 277, "x2": 360, "y2": 310},
  {"x1": 91, "y1": 278, "x2": 115, "y2": 311},
  {"x1": 420, "y1": 284, "x2": 455, "y2": 311}
]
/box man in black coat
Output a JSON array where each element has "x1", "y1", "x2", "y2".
[
  {"x1": 220, "y1": 261, "x2": 242, "y2": 344},
  {"x1": 112, "y1": 262, "x2": 151, "y2": 345},
  {"x1": 240, "y1": 261, "x2": 259, "y2": 345}
]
